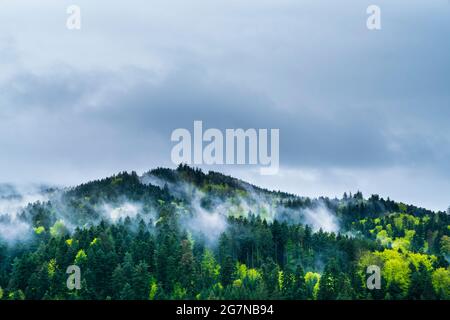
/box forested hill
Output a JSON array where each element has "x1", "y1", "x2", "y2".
[{"x1": 0, "y1": 164, "x2": 449, "y2": 300}]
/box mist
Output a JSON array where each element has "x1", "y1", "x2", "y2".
[
  {"x1": 0, "y1": 183, "x2": 51, "y2": 242},
  {"x1": 302, "y1": 205, "x2": 340, "y2": 233},
  {"x1": 101, "y1": 202, "x2": 143, "y2": 223},
  {"x1": 0, "y1": 169, "x2": 343, "y2": 247},
  {"x1": 142, "y1": 171, "x2": 342, "y2": 245},
  {"x1": 185, "y1": 199, "x2": 228, "y2": 244}
]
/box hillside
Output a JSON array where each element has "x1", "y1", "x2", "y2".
[{"x1": 0, "y1": 164, "x2": 449, "y2": 300}]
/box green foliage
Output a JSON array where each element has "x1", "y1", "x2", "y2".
[
  {"x1": 33, "y1": 226, "x2": 45, "y2": 235},
  {"x1": 47, "y1": 259, "x2": 57, "y2": 278},
  {"x1": 440, "y1": 235, "x2": 450, "y2": 256},
  {"x1": 149, "y1": 278, "x2": 158, "y2": 300},
  {"x1": 432, "y1": 268, "x2": 450, "y2": 299},
  {"x1": 305, "y1": 272, "x2": 320, "y2": 300},
  {"x1": 75, "y1": 249, "x2": 88, "y2": 265},
  {"x1": 50, "y1": 220, "x2": 68, "y2": 238},
  {"x1": 201, "y1": 249, "x2": 220, "y2": 288},
  {"x1": 0, "y1": 166, "x2": 448, "y2": 300}
]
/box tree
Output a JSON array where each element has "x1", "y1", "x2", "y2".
[
  {"x1": 280, "y1": 269, "x2": 296, "y2": 299},
  {"x1": 179, "y1": 239, "x2": 197, "y2": 296},
  {"x1": 432, "y1": 268, "x2": 450, "y2": 299},
  {"x1": 261, "y1": 258, "x2": 280, "y2": 296},
  {"x1": 294, "y1": 265, "x2": 307, "y2": 299},
  {"x1": 200, "y1": 249, "x2": 220, "y2": 289},
  {"x1": 220, "y1": 256, "x2": 235, "y2": 287},
  {"x1": 119, "y1": 283, "x2": 134, "y2": 300},
  {"x1": 304, "y1": 272, "x2": 320, "y2": 300},
  {"x1": 25, "y1": 263, "x2": 49, "y2": 300},
  {"x1": 440, "y1": 235, "x2": 450, "y2": 257},
  {"x1": 111, "y1": 265, "x2": 126, "y2": 299},
  {"x1": 407, "y1": 263, "x2": 434, "y2": 300},
  {"x1": 318, "y1": 259, "x2": 340, "y2": 300},
  {"x1": 132, "y1": 261, "x2": 151, "y2": 299},
  {"x1": 74, "y1": 249, "x2": 88, "y2": 265},
  {"x1": 386, "y1": 281, "x2": 403, "y2": 300}
]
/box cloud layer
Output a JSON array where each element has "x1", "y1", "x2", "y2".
[{"x1": 0, "y1": 0, "x2": 449, "y2": 210}]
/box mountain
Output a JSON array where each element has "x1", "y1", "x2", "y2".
[{"x1": 0, "y1": 164, "x2": 448, "y2": 300}]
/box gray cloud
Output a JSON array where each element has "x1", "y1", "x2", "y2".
[{"x1": 0, "y1": 0, "x2": 449, "y2": 210}]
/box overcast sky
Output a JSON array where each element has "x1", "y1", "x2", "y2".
[{"x1": 0, "y1": 0, "x2": 449, "y2": 211}]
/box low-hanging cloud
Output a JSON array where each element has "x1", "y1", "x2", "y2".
[
  {"x1": 0, "y1": 184, "x2": 51, "y2": 242},
  {"x1": 302, "y1": 205, "x2": 340, "y2": 233},
  {"x1": 101, "y1": 201, "x2": 143, "y2": 223}
]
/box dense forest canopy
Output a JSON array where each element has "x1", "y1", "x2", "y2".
[{"x1": 0, "y1": 164, "x2": 449, "y2": 300}]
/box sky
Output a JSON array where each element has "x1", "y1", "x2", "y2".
[{"x1": 0, "y1": 0, "x2": 449, "y2": 211}]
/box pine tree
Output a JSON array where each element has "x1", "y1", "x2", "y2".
[
  {"x1": 294, "y1": 265, "x2": 307, "y2": 299},
  {"x1": 317, "y1": 259, "x2": 339, "y2": 300},
  {"x1": 179, "y1": 239, "x2": 197, "y2": 296},
  {"x1": 220, "y1": 256, "x2": 235, "y2": 287},
  {"x1": 132, "y1": 261, "x2": 150, "y2": 300}
]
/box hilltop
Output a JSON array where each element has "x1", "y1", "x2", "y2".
[{"x1": 0, "y1": 165, "x2": 448, "y2": 300}]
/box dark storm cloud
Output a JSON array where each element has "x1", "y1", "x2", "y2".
[
  {"x1": 98, "y1": 67, "x2": 395, "y2": 169},
  {"x1": 1, "y1": 61, "x2": 447, "y2": 179},
  {"x1": 0, "y1": 0, "x2": 449, "y2": 209}
]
